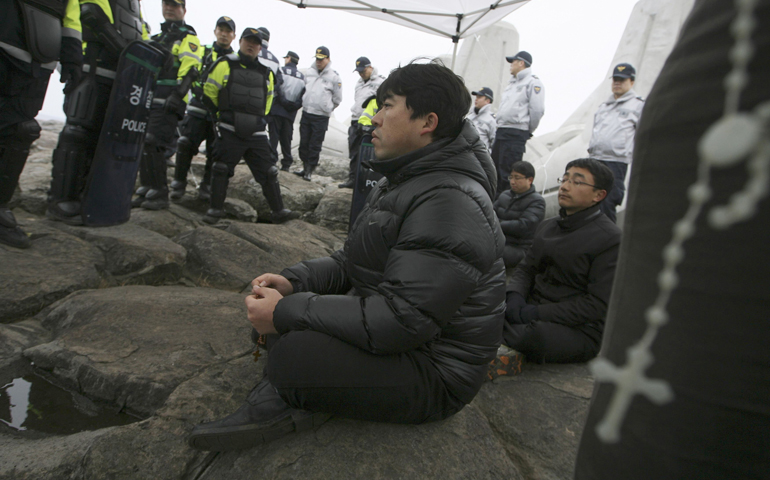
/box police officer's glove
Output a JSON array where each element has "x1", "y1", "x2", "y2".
[
  {"x1": 164, "y1": 90, "x2": 184, "y2": 116},
  {"x1": 60, "y1": 63, "x2": 82, "y2": 94}
]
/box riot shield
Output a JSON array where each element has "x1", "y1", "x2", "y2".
[
  {"x1": 348, "y1": 135, "x2": 383, "y2": 231},
  {"x1": 81, "y1": 41, "x2": 164, "y2": 226}
]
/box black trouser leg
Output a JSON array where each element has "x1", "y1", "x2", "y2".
[
  {"x1": 502, "y1": 320, "x2": 600, "y2": 364},
  {"x1": 598, "y1": 160, "x2": 628, "y2": 223},
  {"x1": 492, "y1": 129, "x2": 528, "y2": 198},
  {"x1": 268, "y1": 330, "x2": 466, "y2": 424}
]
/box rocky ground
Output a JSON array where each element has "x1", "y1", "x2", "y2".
[{"x1": 0, "y1": 121, "x2": 593, "y2": 480}]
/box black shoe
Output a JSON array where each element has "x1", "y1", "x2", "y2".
[
  {"x1": 187, "y1": 377, "x2": 331, "y2": 451},
  {"x1": 302, "y1": 166, "x2": 315, "y2": 182},
  {"x1": 46, "y1": 201, "x2": 84, "y2": 226},
  {"x1": 141, "y1": 189, "x2": 169, "y2": 210},
  {"x1": 169, "y1": 180, "x2": 186, "y2": 200},
  {"x1": 202, "y1": 208, "x2": 225, "y2": 224},
  {"x1": 271, "y1": 209, "x2": 299, "y2": 224},
  {"x1": 279, "y1": 165, "x2": 291, "y2": 172},
  {"x1": 132, "y1": 186, "x2": 150, "y2": 208},
  {"x1": 0, "y1": 223, "x2": 31, "y2": 249},
  {"x1": 197, "y1": 183, "x2": 211, "y2": 201},
  {"x1": 338, "y1": 179, "x2": 355, "y2": 189}
]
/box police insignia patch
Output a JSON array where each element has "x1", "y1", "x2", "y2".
[
  {"x1": 618, "y1": 66, "x2": 626, "y2": 71},
  {"x1": 534, "y1": 86, "x2": 541, "y2": 93},
  {"x1": 189, "y1": 43, "x2": 198, "y2": 52}
]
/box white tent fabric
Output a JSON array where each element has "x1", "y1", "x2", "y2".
[{"x1": 276, "y1": 0, "x2": 531, "y2": 68}]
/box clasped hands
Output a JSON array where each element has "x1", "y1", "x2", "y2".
[
  {"x1": 505, "y1": 292, "x2": 540, "y2": 324},
  {"x1": 245, "y1": 273, "x2": 294, "y2": 335}
]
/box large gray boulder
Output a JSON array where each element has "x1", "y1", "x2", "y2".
[
  {"x1": 0, "y1": 319, "x2": 51, "y2": 370},
  {"x1": 227, "y1": 168, "x2": 326, "y2": 220},
  {"x1": 47, "y1": 222, "x2": 187, "y2": 285},
  {"x1": 308, "y1": 187, "x2": 353, "y2": 233},
  {"x1": 129, "y1": 203, "x2": 205, "y2": 238},
  {"x1": 0, "y1": 218, "x2": 103, "y2": 323},
  {"x1": 23, "y1": 286, "x2": 252, "y2": 416}
]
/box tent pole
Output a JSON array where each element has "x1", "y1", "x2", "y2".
[{"x1": 451, "y1": 41, "x2": 458, "y2": 71}]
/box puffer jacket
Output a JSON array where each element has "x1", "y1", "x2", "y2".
[
  {"x1": 302, "y1": 60, "x2": 342, "y2": 117},
  {"x1": 494, "y1": 185, "x2": 546, "y2": 249},
  {"x1": 275, "y1": 120, "x2": 506, "y2": 404}
]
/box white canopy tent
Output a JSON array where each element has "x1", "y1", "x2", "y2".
[{"x1": 276, "y1": 0, "x2": 531, "y2": 69}]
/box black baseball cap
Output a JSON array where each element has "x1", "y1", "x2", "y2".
[
  {"x1": 284, "y1": 51, "x2": 299, "y2": 63},
  {"x1": 215, "y1": 16, "x2": 235, "y2": 31},
  {"x1": 315, "y1": 46, "x2": 330, "y2": 59},
  {"x1": 612, "y1": 63, "x2": 636, "y2": 79},
  {"x1": 257, "y1": 27, "x2": 270, "y2": 42},
  {"x1": 505, "y1": 51, "x2": 532, "y2": 66},
  {"x1": 241, "y1": 28, "x2": 262, "y2": 42},
  {"x1": 472, "y1": 87, "x2": 494, "y2": 101},
  {"x1": 162, "y1": 0, "x2": 185, "y2": 7},
  {"x1": 354, "y1": 56, "x2": 371, "y2": 72}
]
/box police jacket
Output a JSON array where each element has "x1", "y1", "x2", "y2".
[
  {"x1": 508, "y1": 204, "x2": 621, "y2": 342},
  {"x1": 588, "y1": 90, "x2": 645, "y2": 164},
  {"x1": 269, "y1": 62, "x2": 305, "y2": 121},
  {"x1": 351, "y1": 69, "x2": 384, "y2": 120},
  {"x1": 187, "y1": 42, "x2": 233, "y2": 118},
  {"x1": 302, "y1": 61, "x2": 342, "y2": 117},
  {"x1": 204, "y1": 51, "x2": 274, "y2": 138},
  {"x1": 151, "y1": 20, "x2": 201, "y2": 101},
  {"x1": 467, "y1": 103, "x2": 496, "y2": 151},
  {"x1": 275, "y1": 120, "x2": 506, "y2": 405},
  {"x1": 493, "y1": 185, "x2": 545, "y2": 249},
  {"x1": 80, "y1": 0, "x2": 148, "y2": 75},
  {"x1": 496, "y1": 67, "x2": 545, "y2": 133},
  {"x1": 357, "y1": 96, "x2": 378, "y2": 127},
  {"x1": 1, "y1": 0, "x2": 81, "y2": 74}
]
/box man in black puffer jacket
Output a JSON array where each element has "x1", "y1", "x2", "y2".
[
  {"x1": 493, "y1": 160, "x2": 546, "y2": 269},
  {"x1": 188, "y1": 60, "x2": 506, "y2": 452}
]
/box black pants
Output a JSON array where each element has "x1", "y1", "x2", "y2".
[
  {"x1": 138, "y1": 106, "x2": 179, "y2": 189},
  {"x1": 346, "y1": 121, "x2": 363, "y2": 181},
  {"x1": 502, "y1": 320, "x2": 600, "y2": 364},
  {"x1": 268, "y1": 115, "x2": 295, "y2": 169},
  {"x1": 298, "y1": 111, "x2": 329, "y2": 167},
  {"x1": 598, "y1": 160, "x2": 628, "y2": 223},
  {"x1": 267, "y1": 330, "x2": 466, "y2": 424},
  {"x1": 0, "y1": 57, "x2": 50, "y2": 205},
  {"x1": 178, "y1": 113, "x2": 215, "y2": 183},
  {"x1": 215, "y1": 129, "x2": 273, "y2": 182},
  {"x1": 491, "y1": 128, "x2": 529, "y2": 197}
]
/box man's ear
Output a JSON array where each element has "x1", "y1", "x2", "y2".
[
  {"x1": 594, "y1": 189, "x2": 608, "y2": 203},
  {"x1": 421, "y1": 113, "x2": 438, "y2": 137}
]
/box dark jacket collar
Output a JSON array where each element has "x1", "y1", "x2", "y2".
[
  {"x1": 511, "y1": 184, "x2": 537, "y2": 200},
  {"x1": 557, "y1": 204, "x2": 603, "y2": 232},
  {"x1": 369, "y1": 120, "x2": 498, "y2": 199},
  {"x1": 212, "y1": 43, "x2": 232, "y2": 55}
]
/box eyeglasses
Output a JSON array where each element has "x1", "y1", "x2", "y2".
[
  {"x1": 508, "y1": 175, "x2": 528, "y2": 181},
  {"x1": 557, "y1": 176, "x2": 597, "y2": 188}
]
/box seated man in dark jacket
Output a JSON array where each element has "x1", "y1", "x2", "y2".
[
  {"x1": 188, "y1": 60, "x2": 506, "y2": 451},
  {"x1": 505, "y1": 158, "x2": 621, "y2": 363},
  {"x1": 493, "y1": 160, "x2": 546, "y2": 269}
]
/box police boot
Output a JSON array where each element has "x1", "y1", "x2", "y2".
[
  {"x1": 0, "y1": 207, "x2": 31, "y2": 249},
  {"x1": 0, "y1": 130, "x2": 35, "y2": 249},
  {"x1": 141, "y1": 148, "x2": 169, "y2": 210},
  {"x1": 280, "y1": 155, "x2": 293, "y2": 172},
  {"x1": 338, "y1": 175, "x2": 355, "y2": 189},
  {"x1": 202, "y1": 162, "x2": 229, "y2": 224},
  {"x1": 132, "y1": 152, "x2": 153, "y2": 208},
  {"x1": 262, "y1": 166, "x2": 299, "y2": 224},
  {"x1": 187, "y1": 376, "x2": 331, "y2": 451},
  {"x1": 170, "y1": 136, "x2": 194, "y2": 200},
  {"x1": 302, "y1": 165, "x2": 316, "y2": 182},
  {"x1": 293, "y1": 161, "x2": 309, "y2": 178}
]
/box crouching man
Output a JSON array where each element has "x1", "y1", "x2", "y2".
[
  {"x1": 188, "y1": 60, "x2": 506, "y2": 451},
  {"x1": 504, "y1": 158, "x2": 621, "y2": 363}
]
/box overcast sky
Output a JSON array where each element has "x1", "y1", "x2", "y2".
[{"x1": 38, "y1": 0, "x2": 640, "y2": 134}]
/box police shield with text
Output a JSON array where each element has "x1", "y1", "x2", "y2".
[{"x1": 0, "y1": 0, "x2": 82, "y2": 248}]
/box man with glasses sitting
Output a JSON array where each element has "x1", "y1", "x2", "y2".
[
  {"x1": 493, "y1": 160, "x2": 545, "y2": 270},
  {"x1": 503, "y1": 158, "x2": 621, "y2": 363}
]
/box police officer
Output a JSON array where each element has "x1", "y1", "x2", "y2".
[
  {"x1": 294, "y1": 46, "x2": 342, "y2": 181},
  {"x1": 0, "y1": 0, "x2": 81, "y2": 248},
  {"x1": 493, "y1": 51, "x2": 545, "y2": 197},
  {"x1": 268, "y1": 51, "x2": 304, "y2": 172},
  {"x1": 170, "y1": 15, "x2": 235, "y2": 201},
  {"x1": 339, "y1": 56, "x2": 384, "y2": 189},
  {"x1": 47, "y1": 0, "x2": 148, "y2": 225},
  {"x1": 132, "y1": 0, "x2": 201, "y2": 210},
  {"x1": 202, "y1": 28, "x2": 297, "y2": 224},
  {"x1": 467, "y1": 87, "x2": 496, "y2": 152},
  {"x1": 588, "y1": 62, "x2": 644, "y2": 223}
]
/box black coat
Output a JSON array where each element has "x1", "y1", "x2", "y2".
[
  {"x1": 275, "y1": 120, "x2": 506, "y2": 404},
  {"x1": 508, "y1": 204, "x2": 621, "y2": 342},
  {"x1": 494, "y1": 185, "x2": 546, "y2": 249}
]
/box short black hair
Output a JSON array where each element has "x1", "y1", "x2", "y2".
[
  {"x1": 511, "y1": 161, "x2": 535, "y2": 179},
  {"x1": 377, "y1": 59, "x2": 470, "y2": 140},
  {"x1": 565, "y1": 158, "x2": 614, "y2": 193}
]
